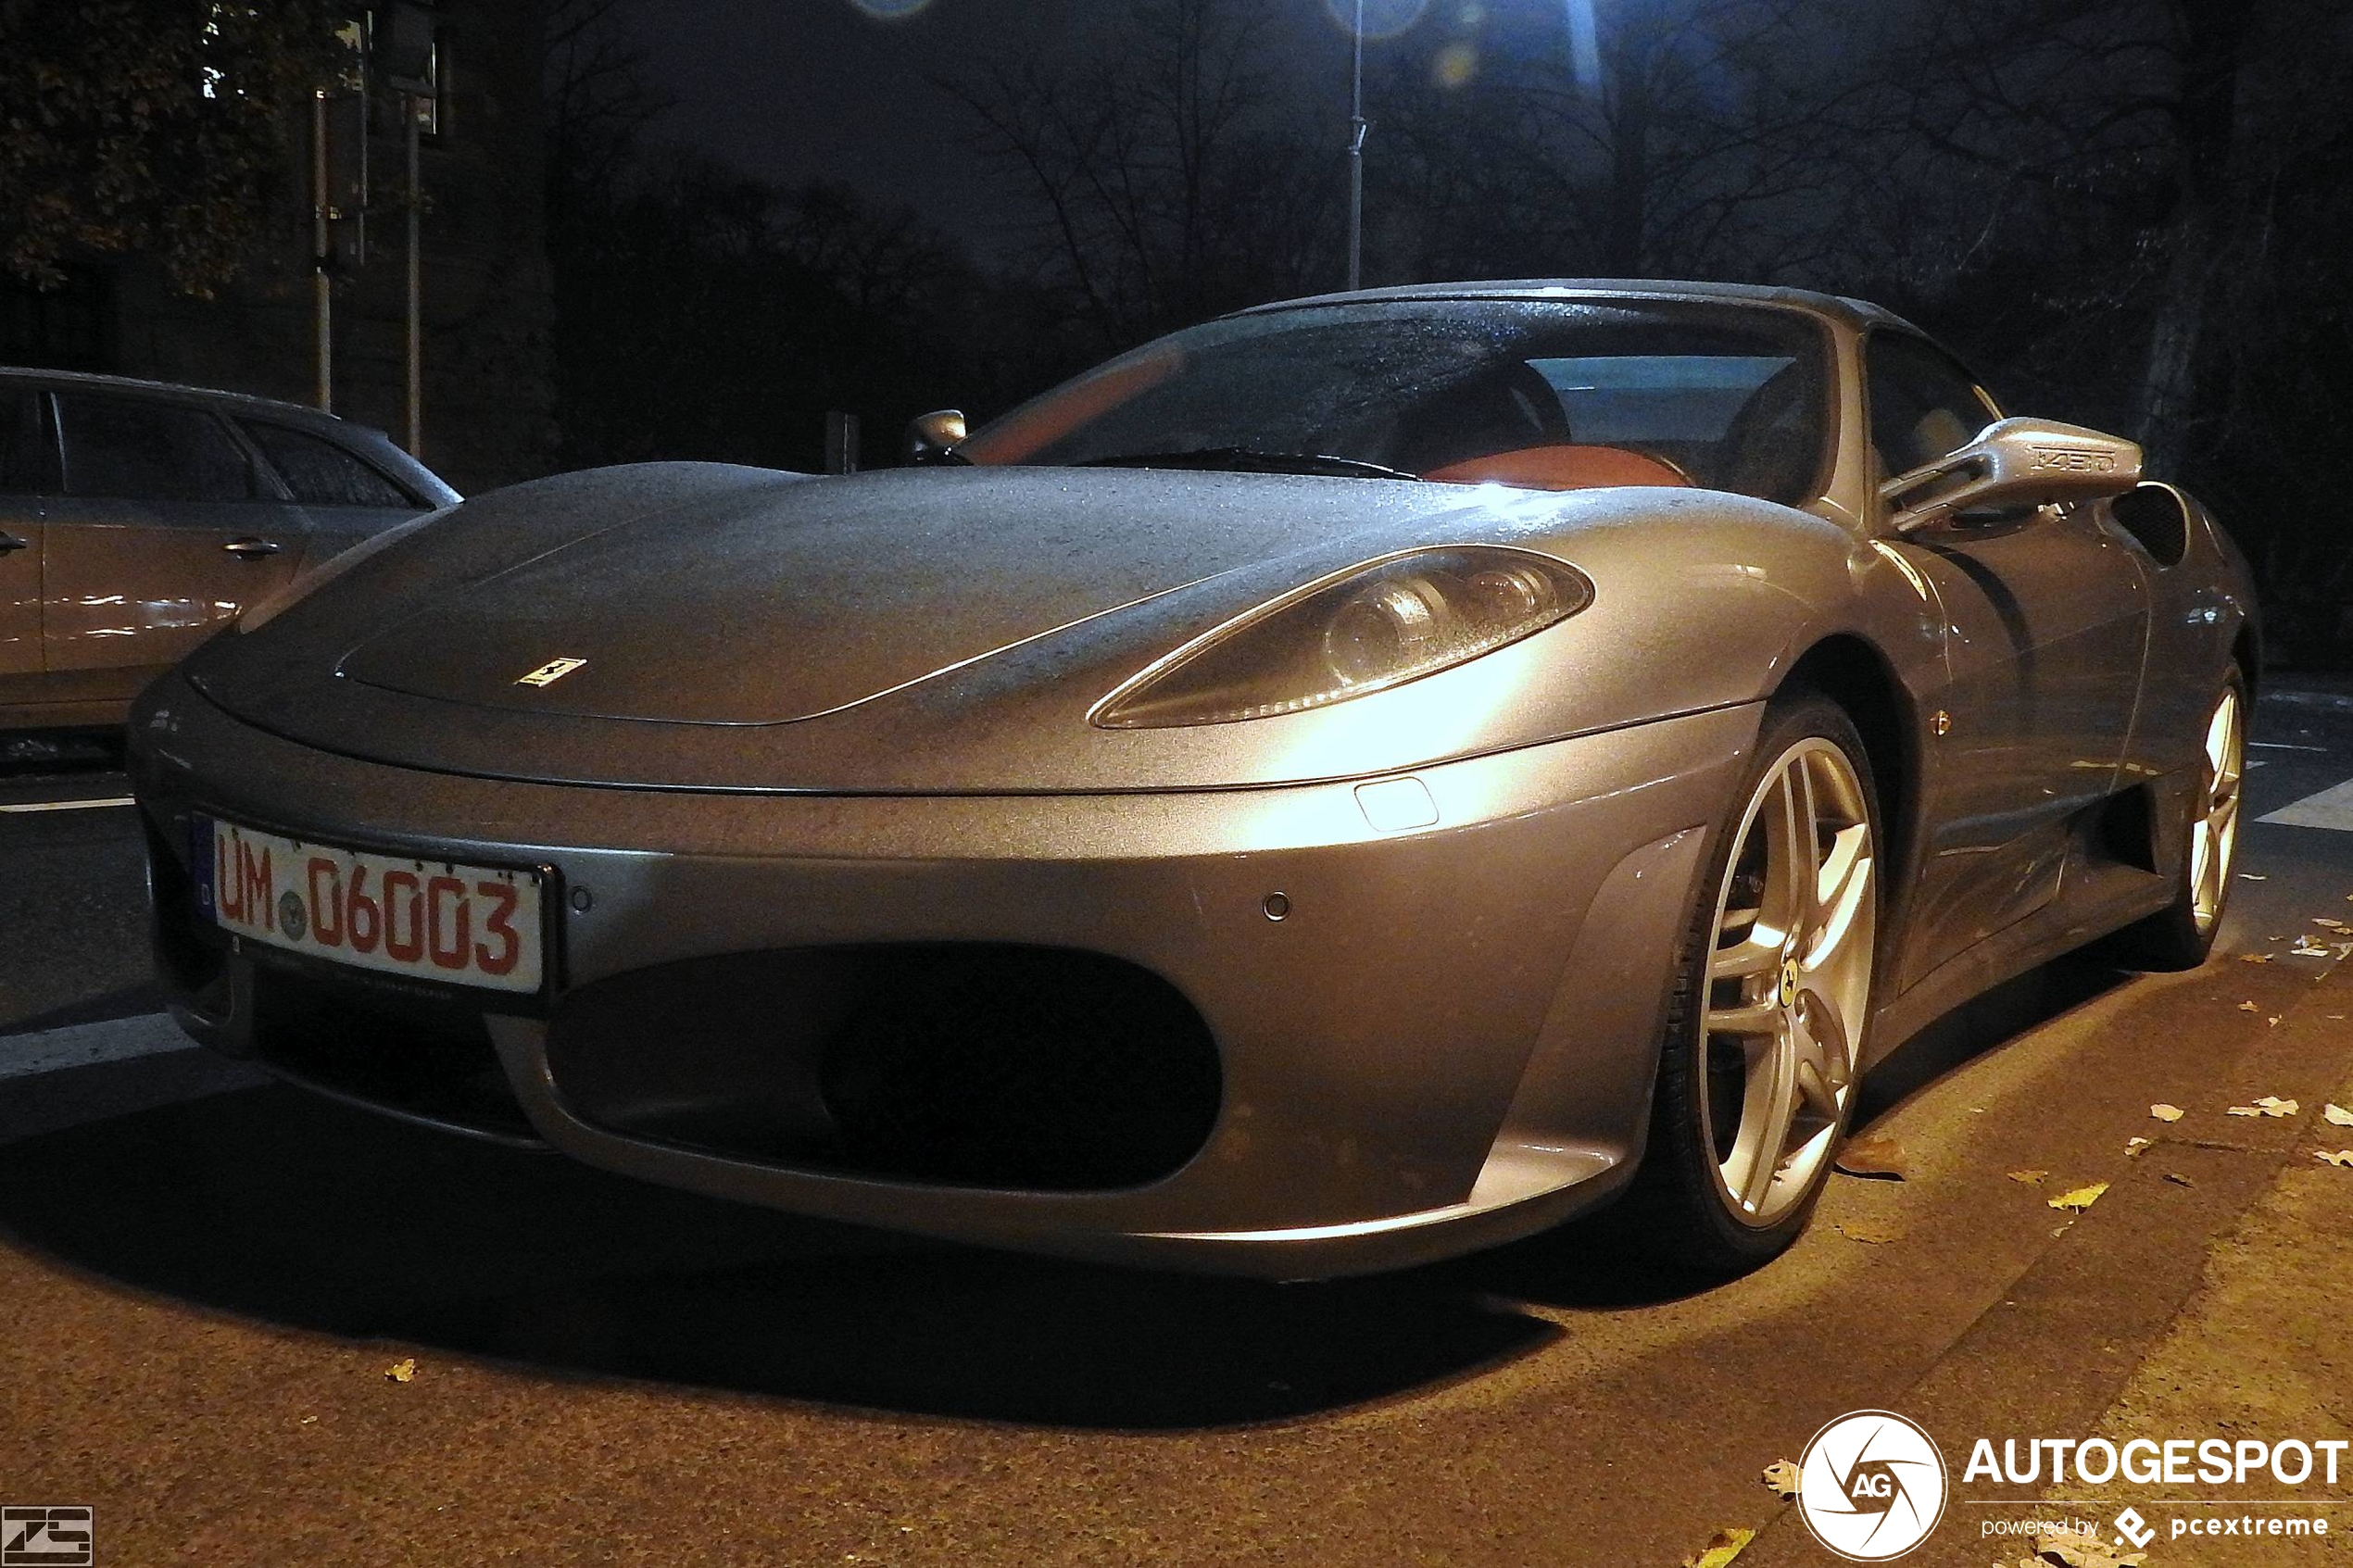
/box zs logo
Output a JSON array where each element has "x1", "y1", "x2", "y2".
[
  {"x1": 2, "y1": 1507, "x2": 93, "y2": 1567},
  {"x1": 2030, "y1": 445, "x2": 2117, "y2": 474}
]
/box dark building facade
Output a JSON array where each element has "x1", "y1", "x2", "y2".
[{"x1": 0, "y1": 2, "x2": 554, "y2": 495}]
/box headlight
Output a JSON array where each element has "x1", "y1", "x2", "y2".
[
  {"x1": 1093, "y1": 546, "x2": 1592, "y2": 728},
  {"x1": 236, "y1": 506, "x2": 454, "y2": 633}
]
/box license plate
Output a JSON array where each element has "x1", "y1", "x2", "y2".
[{"x1": 195, "y1": 817, "x2": 545, "y2": 994}]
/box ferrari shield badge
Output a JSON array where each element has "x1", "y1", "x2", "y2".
[{"x1": 516, "y1": 657, "x2": 587, "y2": 687}]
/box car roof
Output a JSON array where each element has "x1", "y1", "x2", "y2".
[
  {"x1": 0, "y1": 366, "x2": 362, "y2": 431},
  {"x1": 1233, "y1": 279, "x2": 1924, "y2": 335}
]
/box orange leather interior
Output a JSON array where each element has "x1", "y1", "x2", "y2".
[
  {"x1": 963, "y1": 347, "x2": 1184, "y2": 464},
  {"x1": 1423, "y1": 445, "x2": 1692, "y2": 492}
]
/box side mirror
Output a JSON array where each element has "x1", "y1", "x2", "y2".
[
  {"x1": 904, "y1": 408, "x2": 968, "y2": 466},
  {"x1": 1883, "y1": 417, "x2": 2142, "y2": 534}
]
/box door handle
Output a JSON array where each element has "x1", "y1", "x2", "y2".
[
  {"x1": 222, "y1": 537, "x2": 283, "y2": 558},
  {"x1": 0, "y1": 533, "x2": 28, "y2": 555}
]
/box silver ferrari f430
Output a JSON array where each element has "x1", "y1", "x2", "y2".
[{"x1": 130, "y1": 282, "x2": 2258, "y2": 1277}]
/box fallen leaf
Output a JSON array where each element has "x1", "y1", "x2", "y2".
[
  {"x1": 2239, "y1": 1001, "x2": 2261, "y2": 1013},
  {"x1": 2165, "y1": 1171, "x2": 2196, "y2": 1187},
  {"x1": 1681, "y1": 1526, "x2": 1755, "y2": 1567},
  {"x1": 2291, "y1": 940, "x2": 2333, "y2": 958},
  {"x1": 2315, "y1": 918, "x2": 2348, "y2": 930},
  {"x1": 384, "y1": 1358, "x2": 417, "y2": 1384},
  {"x1": 2042, "y1": 1523, "x2": 2155, "y2": 1561},
  {"x1": 2318, "y1": 1150, "x2": 2353, "y2": 1168},
  {"x1": 1760, "y1": 1460, "x2": 1800, "y2": 1499},
  {"x1": 2048, "y1": 1182, "x2": 2108, "y2": 1212},
  {"x1": 2270, "y1": 1015, "x2": 2284, "y2": 1027},
  {"x1": 2324, "y1": 1104, "x2": 2353, "y2": 1127},
  {"x1": 1837, "y1": 1221, "x2": 1903, "y2": 1244},
  {"x1": 2125, "y1": 1136, "x2": 2152, "y2": 1155},
  {"x1": 2035, "y1": 1524, "x2": 2146, "y2": 1567},
  {"x1": 2256, "y1": 1096, "x2": 2300, "y2": 1116},
  {"x1": 2007, "y1": 1169, "x2": 2048, "y2": 1184},
  {"x1": 2239, "y1": 952, "x2": 2275, "y2": 963},
  {"x1": 1834, "y1": 1133, "x2": 1912, "y2": 1180},
  {"x1": 2150, "y1": 1104, "x2": 2184, "y2": 1123}
]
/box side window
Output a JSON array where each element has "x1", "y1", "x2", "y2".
[
  {"x1": 55, "y1": 393, "x2": 258, "y2": 503},
  {"x1": 1866, "y1": 334, "x2": 1998, "y2": 481},
  {"x1": 241, "y1": 420, "x2": 415, "y2": 508},
  {"x1": 0, "y1": 390, "x2": 47, "y2": 493}
]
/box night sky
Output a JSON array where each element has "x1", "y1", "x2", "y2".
[{"x1": 611, "y1": 0, "x2": 1453, "y2": 257}]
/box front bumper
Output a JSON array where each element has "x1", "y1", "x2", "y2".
[{"x1": 131, "y1": 673, "x2": 1759, "y2": 1276}]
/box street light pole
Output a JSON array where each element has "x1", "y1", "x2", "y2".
[
  {"x1": 404, "y1": 88, "x2": 423, "y2": 457},
  {"x1": 311, "y1": 89, "x2": 333, "y2": 412},
  {"x1": 1347, "y1": 0, "x2": 1366, "y2": 292}
]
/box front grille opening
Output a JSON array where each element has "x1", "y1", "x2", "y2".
[
  {"x1": 546, "y1": 945, "x2": 1223, "y2": 1191},
  {"x1": 248, "y1": 959, "x2": 536, "y2": 1142}
]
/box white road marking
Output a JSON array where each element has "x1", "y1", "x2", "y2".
[
  {"x1": 2250, "y1": 741, "x2": 2332, "y2": 753},
  {"x1": 2259, "y1": 777, "x2": 2353, "y2": 832},
  {"x1": 0, "y1": 796, "x2": 134, "y2": 814},
  {"x1": 0, "y1": 1013, "x2": 195, "y2": 1081}
]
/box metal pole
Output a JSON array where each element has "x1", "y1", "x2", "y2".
[
  {"x1": 404, "y1": 91, "x2": 422, "y2": 456},
  {"x1": 311, "y1": 90, "x2": 333, "y2": 412},
  {"x1": 1347, "y1": 0, "x2": 1365, "y2": 292}
]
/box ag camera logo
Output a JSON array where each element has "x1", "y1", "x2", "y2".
[{"x1": 1797, "y1": 1410, "x2": 1949, "y2": 1561}]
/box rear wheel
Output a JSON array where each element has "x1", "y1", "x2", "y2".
[
  {"x1": 1633, "y1": 694, "x2": 1881, "y2": 1273},
  {"x1": 2109, "y1": 671, "x2": 2246, "y2": 971}
]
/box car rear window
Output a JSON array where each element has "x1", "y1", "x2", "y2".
[
  {"x1": 242, "y1": 420, "x2": 415, "y2": 508},
  {"x1": 55, "y1": 392, "x2": 258, "y2": 504}
]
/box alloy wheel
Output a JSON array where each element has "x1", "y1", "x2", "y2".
[
  {"x1": 1698, "y1": 737, "x2": 1878, "y2": 1225},
  {"x1": 2188, "y1": 685, "x2": 2245, "y2": 935}
]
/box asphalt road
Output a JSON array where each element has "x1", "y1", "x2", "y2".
[{"x1": 5, "y1": 691, "x2": 2353, "y2": 1567}]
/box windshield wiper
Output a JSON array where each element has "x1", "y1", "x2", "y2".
[{"x1": 1077, "y1": 446, "x2": 1419, "y2": 481}]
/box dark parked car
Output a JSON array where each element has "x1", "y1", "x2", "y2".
[{"x1": 0, "y1": 369, "x2": 458, "y2": 730}]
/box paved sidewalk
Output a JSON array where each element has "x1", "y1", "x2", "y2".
[
  {"x1": 2012, "y1": 987, "x2": 2353, "y2": 1564},
  {"x1": 1740, "y1": 959, "x2": 2353, "y2": 1567}
]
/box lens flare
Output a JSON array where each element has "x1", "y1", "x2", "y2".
[
  {"x1": 1432, "y1": 40, "x2": 1478, "y2": 88},
  {"x1": 1323, "y1": 0, "x2": 1432, "y2": 42},
  {"x1": 848, "y1": 0, "x2": 933, "y2": 18}
]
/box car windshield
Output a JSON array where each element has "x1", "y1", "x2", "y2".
[{"x1": 961, "y1": 297, "x2": 1832, "y2": 506}]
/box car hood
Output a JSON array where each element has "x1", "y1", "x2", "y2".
[
  {"x1": 182, "y1": 461, "x2": 1868, "y2": 793},
  {"x1": 340, "y1": 466, "x2": 1311, "y2": 725}
]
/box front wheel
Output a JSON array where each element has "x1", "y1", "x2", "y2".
[
  {"x1": 2108, "y1": 670, "x2": 2246, "y2": 971},
  {"x1": 1630, "y1": 694, "x2": 1881, "y2": 1273}
]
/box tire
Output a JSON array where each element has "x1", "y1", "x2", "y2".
[
  {"x1": 2108, "y1": 668, "x2": 2247, "y2": 972},
  {"x1": 1629, "y1": 691, "x2": 1882, "y2": 1274}
]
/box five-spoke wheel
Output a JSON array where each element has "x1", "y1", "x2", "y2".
[
  {"x1": 2112, "y1": 668, "x2": 2247, "y2": 970},
  {"x1": 1636, "y1": 692, "x2": 1880, "y2": 1270},
  {"x1": 1701, "y1": 735, "x2": 1878, "y2": 1224}
]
